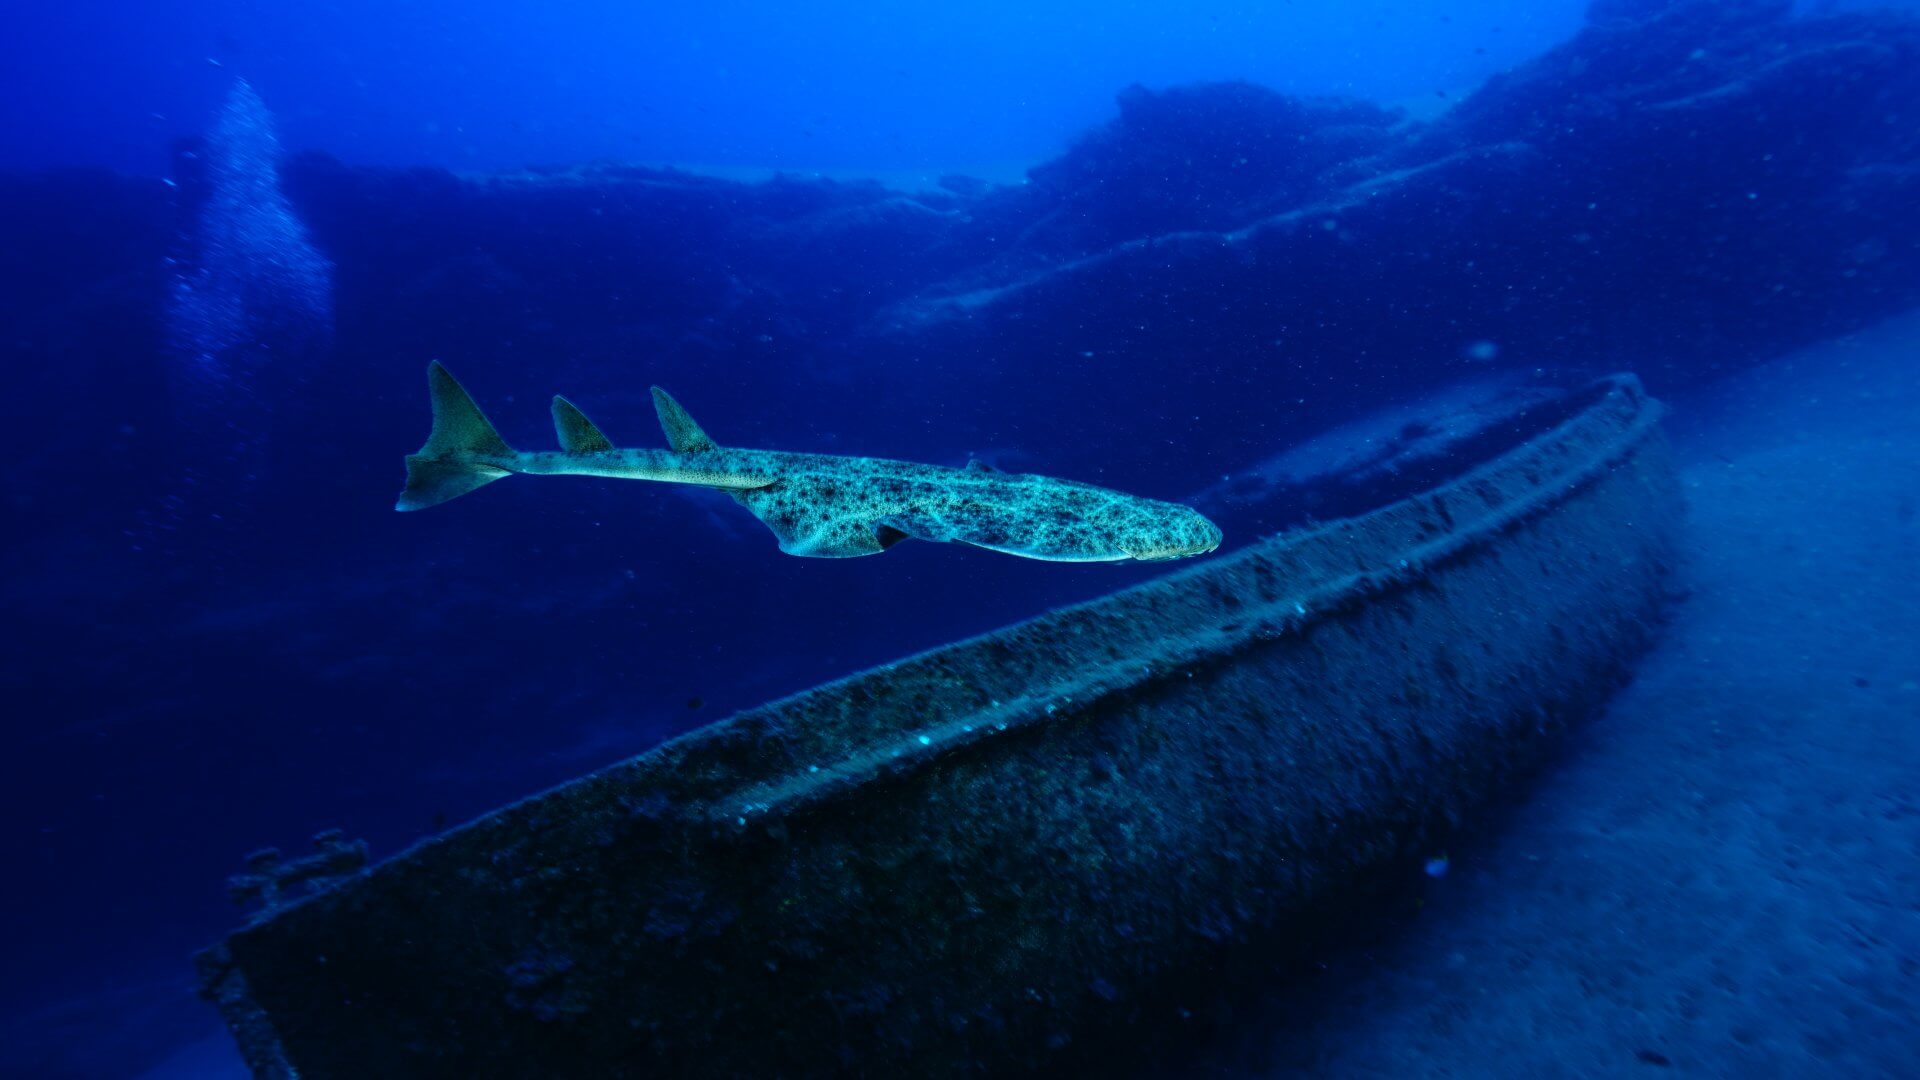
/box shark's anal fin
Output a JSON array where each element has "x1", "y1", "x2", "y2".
[
  {"x1": 551, "y1": 396, "x2": 615, "y2": 453},
  {"x1": 652, "y1": 387, "x2": 719, "y2": 453},
  {"x1": 874, "y1": 523, "x2": 912, "y2": 550}
]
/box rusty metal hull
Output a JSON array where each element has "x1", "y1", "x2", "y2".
[{"x1": 200, "y1": 376, "x2": 1680, "y2": 1078}]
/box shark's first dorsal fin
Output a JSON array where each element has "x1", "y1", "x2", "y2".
[
  {"x1": 652, "y1": 387, "x2": 718, "y2": 453},
  {"x1": 965, "y1": 458, "x2": 999, "y2": 473},
  {"x1": 551, "y1": 396, "x2": 615, "y2": 453}
]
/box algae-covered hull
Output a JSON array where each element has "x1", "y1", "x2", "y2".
[{"x1": 199, "y1": 376, "x2": 1679, "y2": 1077}]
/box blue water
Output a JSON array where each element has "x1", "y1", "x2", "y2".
[
  {"x1": 10, "y1": 1, "x2": 1585, "y2": 177},
  {"x1": 4, "y1": 0, "x2": 1919, "y2": 1075}
]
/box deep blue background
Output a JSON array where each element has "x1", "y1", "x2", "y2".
[
  {"x1": 7, "y1": 0, "x2": 1588, "y2": 178},
  {"x1": 4, "y1": 1, "x2": 1920, "y2": 1076}
]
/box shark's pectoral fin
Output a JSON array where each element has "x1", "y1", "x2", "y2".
[
  {"x1": 960, "y1": 540, "x2": 1130, "y2": 563},
  {"x1": 769, "y1": 519, "x2": 887, "y2": 558},
  {"x1": 782, "y1": 530, "x2": 887, "y2": 558},
  {"x1": 735, "y1": 485, "x2": 887, "y2": 558}
]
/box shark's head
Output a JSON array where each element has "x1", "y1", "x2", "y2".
[
  {"x1": 1123, "y1": 504, "x2": 1224, "y2": 562},
  {"x1": 960, "y1": 493, "x2": 1223, "y2": 564}
]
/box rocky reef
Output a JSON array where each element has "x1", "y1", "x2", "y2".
[
  {"x1": 268, "y1": 0, "x2": 1920, "y2": 492},
  {"x1": 10, "y1": 0, "x2": 1916, "y2": 494}
]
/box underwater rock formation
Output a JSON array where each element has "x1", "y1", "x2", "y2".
[
  {"x1": 180, "y1": 0, "x2": 1901, "y2": 500},
  {"x1": 858, "y1": 0, "x2": 1920, "y2": 482},
  {"x1": 168, "y1": 80, "x2": 333, "y2": 392},
  {"x1": 974, "y1": 82, "x2": 1403, "y2": 266},
  {"x1": 0, "y1": 1, "x2": 1913, "y2": 458}
]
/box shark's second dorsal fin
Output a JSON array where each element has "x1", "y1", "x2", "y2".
[
  {"x1": 652, "y1": 387, "x2": 718, "y2": 453},
  {"x1": 551, "y1": 396, "x2": 616, "y2": 453}
]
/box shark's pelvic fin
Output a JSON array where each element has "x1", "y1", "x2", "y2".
[
  {"x1": 551, "y1": 395, "x2": 615, "y2": 453},
  {"x1": 652, "y1": 387, "x2": 718, "y2": 453},
  {"x1": 396, "y1": 362, "x2": 514, "y2": 512}
]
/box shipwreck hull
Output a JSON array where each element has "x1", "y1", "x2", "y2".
[{"x1": 200, "y1": 375, "x2": 1679, "y2": 1077}]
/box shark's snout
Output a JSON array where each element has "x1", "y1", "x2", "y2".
[{"x1": 1129, "y1": 511, "x2": 1223, "y2": 562}]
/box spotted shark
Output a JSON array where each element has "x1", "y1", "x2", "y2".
[{"x1": 396, "y1": 362, "x2": 1222, "y2": 562}]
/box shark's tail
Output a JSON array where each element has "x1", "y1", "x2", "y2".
[{"x1": 395, "y1": 361, "x2": 515, "y2": 511}]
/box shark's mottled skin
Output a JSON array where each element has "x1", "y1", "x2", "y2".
[{"x1": 397, "y1": 362, "x2": 1222, "y2": 562}]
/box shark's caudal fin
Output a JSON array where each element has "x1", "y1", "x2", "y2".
[
  {"x1": 551, "y1": 396, "x2": 615, "y2": 453},
  {"x1": 395, "y1": 361, "x2": 514, "y2": 511},
  {"x1": 652, "y1": 387, "x2": 718, "y2": 453}
]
